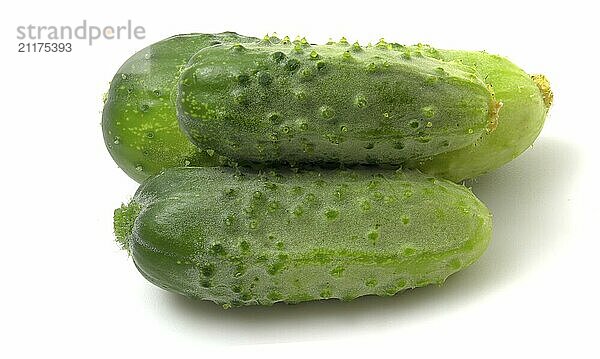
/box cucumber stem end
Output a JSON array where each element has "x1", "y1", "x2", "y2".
[
  {"x1": 532, "y1": 74, "x2": 553, "y2": 109},
  {"x1": 113, "y1": 201, "x2": 141, "y2": 253}
]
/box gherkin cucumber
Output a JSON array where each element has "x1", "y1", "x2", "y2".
[
  {"x1": 103, "y1": 34, "x2": 550, "y2": 182},
  {"x1": 115, "y1": 167, "x2": 492, "y2": 307},
  {"x1": 177, "y1": 38, "x2": 500, "y2": 166},
  {"x1": 102, "y1": 32, "x2": 258, "y2": 182}
]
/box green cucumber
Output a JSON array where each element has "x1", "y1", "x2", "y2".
[
  {"x1": 177, "y1": 37, "x2": 500, "y2": 166},
  {"x1": 102, "y1": 32, "x2": 258, "y2": 182},
  {"x1": 396, "y1": 44, "x2": 552, "y2": 181},
  {"x1": 103, "y1": 34, "x2": 551, "y2": 182},
  {"x1": 115, "y1": 167, "x2": 492, "y2": 307}
]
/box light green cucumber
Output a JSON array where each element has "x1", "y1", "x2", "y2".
[
  {"x1": 102, "y1": 32, "x2": 258, "y2": 182},
  {"x1": 177, "y1": 37, "x2": 500, "y2": 166},
  {"x1": 115, "y1": 167, "x2": 492, "y2": 307},
  {"x1": 395, "y1": 44, "x2": 552, "y2": 181}
]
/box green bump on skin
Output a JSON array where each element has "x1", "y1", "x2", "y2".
[
  {"x1": 177, "y1": 40, "x2": 499, "y2": 166},
  {"x1": 102, "y1": 32, "x2": 259, "y2": 183},
  {"x1": 117, "y1": 167, "x2": 492, "y2": 307}
]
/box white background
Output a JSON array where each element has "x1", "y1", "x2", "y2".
[{"x1": 1, "y1": 0, "x2": 598, "y2": 357}]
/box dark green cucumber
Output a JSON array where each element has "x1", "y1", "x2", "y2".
[
  {"x1": 115, "y1": 167, "x2": 492, "y2": 307},
  {"x1": 177, "y1": 38, "x2": 500, "y2": 166},
  {"x1": 396, "y1": 44, "x2": 552, "y2": 181},
  {"x1": 102, "y1": 32, "x2": 258, "y2": 182}
]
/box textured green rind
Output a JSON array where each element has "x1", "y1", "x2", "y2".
[
  {"x1": 178, "y1": 40, "x2": 497, "y2": 166},
  {"x1": 399, "y1": 45, "x2": 551, "y2": 181},
  {"x1": 117, "y1": 167, "x2": 492, "y2": 307},
  {"x1": 102, "y1": 32, "x2": 259, "y2": 183}
]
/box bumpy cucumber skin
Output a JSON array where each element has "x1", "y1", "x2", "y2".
[
  {"x1": 102, "y1": 32, "x2": 258, "y2": 183},
  {"x1": 104, "y1": 34, "x2": 550, "y2": 182},
  {"x1": 116, "y1": 167, "x2": 492, "y2": 307},
  {"x1": 399, "y1": 45, "x2": 551, "y2": 181},
  {"x1": 177, "y1": 40, "x2": 497, "y2": 166}
]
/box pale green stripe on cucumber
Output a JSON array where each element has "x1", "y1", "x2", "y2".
[{"x1": 115, "y1": 167, "x2": 492, "y2": 307}]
